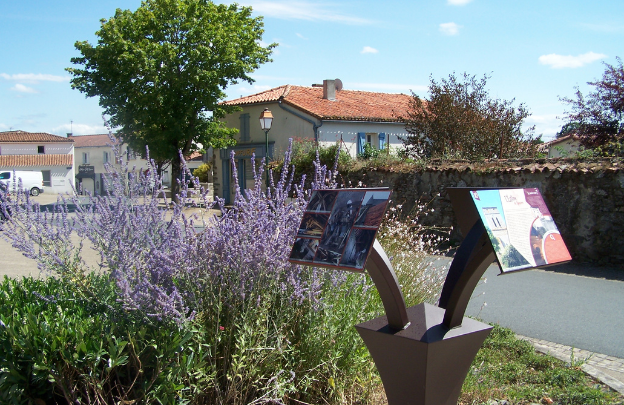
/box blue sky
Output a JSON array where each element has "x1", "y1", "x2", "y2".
[{"x1": 1, "y1": 0, "x2": 622, "y2": 140}]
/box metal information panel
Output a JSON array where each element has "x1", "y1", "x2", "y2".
[
  {"x1": 470, "y1": 188, "x2": 572, "y2": 272},
  {"x1": 289, "y1": 188, "x2": 391, "y2": 271}
]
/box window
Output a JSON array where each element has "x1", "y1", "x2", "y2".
[
  {"x1": 103, "y1": 151, "x2": 110, "y2": 164},
  {"x1": 38, "y1": 145, "x2": 45, "y2": 154},
  {"x1": 366, "y1": 133, "x2": 377, "y2": 147},
  {"x1": 239, "y1": 113, "x2": 250, "y2": 142},
  {"x1": 82, "y1": 152, "x2": 89, "y2": 164},
  {"x1": 42, "y1": 170, "x2": 51, "y2": 187}
]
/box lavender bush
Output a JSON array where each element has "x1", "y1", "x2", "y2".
[{"x1": 0, "y1": 129, "x2": 448, "y2": 404}]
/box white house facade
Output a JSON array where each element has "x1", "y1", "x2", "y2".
[
  {"x1": 216, "y1": 80, "x2": 412, "y2": 203},
  {"x1": 69, "y1": 133, "x2": 159, "y2": 195},
  {"x1": 0, "y1": 130, "x2": 75, "y2": 194}
]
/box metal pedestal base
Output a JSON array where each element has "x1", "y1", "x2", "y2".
[{"x1": 355, "y1": 303, "x2": 492, "y2": 405}]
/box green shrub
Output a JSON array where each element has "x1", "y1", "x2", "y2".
[
  {"x1": 0, "y1": 275, "x2": 209, "y2": 404},
  {"x1": 271, "y1": 137, "x2": 352, "y2": 187},
  {"x1": 192, "y1": 163, "x2": 211, "y2": 182}
]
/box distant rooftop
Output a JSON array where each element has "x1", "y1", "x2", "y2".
[
  {"x1": 222, "y1": 84, "x2": 412, "y2": 123},
  {"x1": 68, "y1": 133, "x2": 120, "y2": 148},
  {"x1": 0, "y1": 130, "x2": 74, "y2": 143}
]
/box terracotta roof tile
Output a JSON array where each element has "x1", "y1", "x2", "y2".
[
  {"x1": 70, "y1": 134, "x2": 120, "y2": 148},
  {"x1": 0, "y1": 154, "x2": 73, "y2": 167},
  {"x1": 223, "y1": 85, "x2": 411, "y2": 122},
  {"x1": 0, "y1": 130, "x2": 73, "y2": 143},
  {"x1": 186, "y1": 151, "x2": 204, "y2": 161}
]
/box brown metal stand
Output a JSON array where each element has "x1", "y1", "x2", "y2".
[{"x1": 358, "y1": 188, "x2": 499, "y2": 405}]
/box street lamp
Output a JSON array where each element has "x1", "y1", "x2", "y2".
[{"x1": 259, "y1": 108, "x2": 273, "y2": 188}]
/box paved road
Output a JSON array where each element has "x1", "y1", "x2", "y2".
[{"x1": 465, "y1": 263, "x2": 624, "y2": 359}]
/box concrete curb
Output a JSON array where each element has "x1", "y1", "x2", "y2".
[{"x1": 517, "y1": 335, "x2": 624, "y2": 395}]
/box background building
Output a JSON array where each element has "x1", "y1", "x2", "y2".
[
  {"x1": 216, "y1": 79, "x2": 412, "y2": 203},
  {"x1": 0, "y1": 130, "x2": 75, "y2": 194}
]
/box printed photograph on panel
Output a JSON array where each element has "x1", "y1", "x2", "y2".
[
  {"x1": 314, "y1": 245, "x2": 343, "y2": 266},
  {"x1": 319, "y1": 190, "x2": 365, "y2": 254},
  {"x1": 297, "y1": 213, "x2": 328, "y2": 238},
  {"x1": 306, "y1": 190, "x2": 338, "y2": 213},
  {"x1": 339, "y1": 228, "x2": 377, "y2": 270},
  {"x1": 289, "y1": 238, "x2": 320, "y2": 262},
  {"x1": 354, "y1": 190, "x2": 391, "y2": 227}
]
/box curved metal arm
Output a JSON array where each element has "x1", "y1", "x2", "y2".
[
  {"x1": 366, "y1": 239, "x2": 410, "y2": 330},
  {"x1": 439, "y1": 221, "x2": 496, "y2": 329}
]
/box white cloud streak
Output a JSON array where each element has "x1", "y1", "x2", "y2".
[
  {"x1": 361, "y1": 46, "x2": 378, "y2": 54},
  {"x1": 524, "y1": 114, "x2": 562, "y2": 140},
  {"x1": 439, "y1": 22, "x2": 461, "y2": 36},
  {"x1": 538, "y1": 52, "x2": 607, "y2": 69},
  {"x1": 51, "y1": 123, "x2": 110, "y2": 136},
  {"x1": 448, "y1": 0, "x2": 472, "y2": 5},
  {"x1": 580, "y1": 23, "x2": 624, "y2": 34},
  {"x1": 11, "y1": 84, "x2": 38, "y2": 94},
  {"x1": 0, "y1": 73, "x2": 69, "y2": 84},
  {"x1": 245, "y1": 1, "x2": 374, "y2": 25}
]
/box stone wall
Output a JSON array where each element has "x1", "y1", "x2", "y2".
[{"x1": 340, "y1": 158, "x2": 624, "y2": 265}]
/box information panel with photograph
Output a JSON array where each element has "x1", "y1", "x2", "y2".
[
  {"x1": 470, "y1": 188, "x2": 572, "y2": 272},
  {"x1": 289, "y1": 188, "x2": 391, "y2": 271}
]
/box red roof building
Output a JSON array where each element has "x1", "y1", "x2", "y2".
[
  {"x1": 216, "y1": 79, "x2": 412, "y2": 203},
  {"x1": 0, "y1": 130, "x2": 75, "y2": 194}
]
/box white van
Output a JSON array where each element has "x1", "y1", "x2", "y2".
[{"x1": 0, "y1": 171, "x2": 45, "y2": 196}]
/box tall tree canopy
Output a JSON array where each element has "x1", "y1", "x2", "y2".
[
  {"x1": 560, "y1": 57, "x2": 624, "y2": 153},
  {"x1": 67, "y1": 0, "x2": 275, "y2": 197},
  {"x1": 401, "y1": 73, "x2": 539, "y2": 160}
]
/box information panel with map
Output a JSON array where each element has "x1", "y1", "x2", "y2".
[
  {"x1": 289, "y1": 188, "x2": 391, "y2": 272},
  {"x1": 470, "y1": 188, "x2": 572, "y2": 272}
]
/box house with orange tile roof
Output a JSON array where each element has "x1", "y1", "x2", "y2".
[
  {"x1": 216, "y1": 79, "x2": 412, "y2": 203},
  {"x1": 70, "y1": 133, "x2": 210, "y2": 195},
  {"x1": 539, "y1": 134, "x2": 582, "y2": 158},
  {"x1": 0, "y1": 130, "x2": 75, "y2": 194}
]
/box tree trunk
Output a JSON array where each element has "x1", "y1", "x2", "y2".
[{"x1": 170, "y1": 154, "x2": 181, "y2": 204}]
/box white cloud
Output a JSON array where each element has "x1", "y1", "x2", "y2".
[
  {"x1": 580, "y1": 23, "x2": 624, "y2": 34},
  {"x1": 296, "y1": 33, "x2": 308, "y2": 40},
  {"x1": 361, "y1": 46, "x2": 378, "y2": 54},
  {"x1": 524, "y1": 114, "x2": 562, "y2": 140},
  {"x1": 245, "y1": 1, "x2": 374, "y2": 25},
  {"x1": 0, "y1": 73, "x2": 69, "y2": 84},
  {"x1": 350, "y1": 82, "x2": 428, "y2": 94},
  {"x1": 232, "y1": 84, "x2": 274, "y2": 97},
  {"x1": 448, "y1": 0, "x2": 472, "y2": 5},
  {"x1": 439, "y1": 22, "x2": 461, "y2": 36},
  {"x1": 538, "y1": 52, "x2": 607, "y2": 69},
  {"x1": 51, "y1": 123, "x2": 109, "y2": 136},
  {"x1": 10, "y1": 84, "x2": 38, "y2": 94}
]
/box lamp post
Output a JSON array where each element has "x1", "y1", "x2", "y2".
[{"x1": 259, "y1": 108, "x2": 273, "y2": 188}]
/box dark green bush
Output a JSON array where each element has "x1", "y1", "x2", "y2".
[{"x1": 0, "y1": 275, "x2": 208, "y2": 404}]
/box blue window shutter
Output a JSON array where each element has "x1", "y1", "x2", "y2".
[
  {"x1": 239, "y1": 113, "x2": 250, "y2": 142},
  {"x1": 357, "y1": 132, "x2": 366, "y2": 155},
  {"x1": 379, "y1": 132, "x2": 386, "y2": 150}
]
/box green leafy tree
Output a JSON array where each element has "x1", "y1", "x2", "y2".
[
  {"x1": 560, "y1": 57, "x2": 624, "y2": 154},
  {"x1": 401, "y1": 73, "x2": 540, "y2": 160},
  {"x1": 67, "y1": 0, "x2": 275, "y2": 199}
]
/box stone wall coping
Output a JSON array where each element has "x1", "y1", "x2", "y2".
[{"x1": 358, "y1": 157, "x2": 622, "y2": 174}]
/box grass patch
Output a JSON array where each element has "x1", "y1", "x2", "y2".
[{"x1": 460, "y1": 325, "x2": 623, "y2": 405}]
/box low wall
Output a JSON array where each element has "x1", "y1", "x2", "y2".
[{"x1": 341, "y1": 158, "x2": 624, "y2": 265}]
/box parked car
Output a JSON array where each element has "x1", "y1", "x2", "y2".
[{"x1": 0, "y1": 171, "x2": 45, "y2": 196}]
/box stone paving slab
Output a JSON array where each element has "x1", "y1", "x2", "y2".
[{"x1": 518, "y1": 334, "x2": 624, "y2": 395}]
